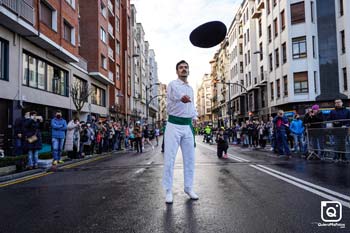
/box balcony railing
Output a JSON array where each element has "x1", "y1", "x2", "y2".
[
  {"x1": 0, "y1": 0, "x2": 34, "y2": 25},
  {"x1": 108, "y1": 23, "x2": 114, "y2": 36},
  {"x1": 108, "y1": 0, "x2": 114, "y2": 14},
  {"x1": 108, "y1": 47, "x2": 114, "y2": 60}
]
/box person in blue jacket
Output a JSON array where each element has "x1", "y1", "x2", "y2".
[
  {"x1": 51, "y1": 110, "x2": 67, "y2": 165},
  {"x1": 289, "y1": 114, "x2": 305, "y2": 154}
]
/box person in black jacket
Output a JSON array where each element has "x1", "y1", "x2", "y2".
[
  {"x1": 23, "y1": 111, "x2": 42, "y2": 169},
  {"x1": 329, "y1": 99, "x2": 350, "y2": 162},
  {"x1": 304, "y1": 105, "x2": 324, "y2": 159},
  {"x1": 216, "y1": 127, "x2": 228, "y2": 159}
]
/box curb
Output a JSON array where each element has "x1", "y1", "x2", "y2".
[{"x1": 0, "y1": 150, "x2": 126, "y2": 183}]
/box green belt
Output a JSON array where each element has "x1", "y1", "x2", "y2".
[{"x1": 168, "y1": 115, "x2": 196, "y2": 147}]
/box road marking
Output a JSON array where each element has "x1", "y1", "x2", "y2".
[
  {"x1": 196, "y1": 141, "x2": 350, "y2": 208},
  {"x1": 0, "y1": 172, "x2": 53, "y2": 188},
  {"x1": 256, "y1": 164, "x2": 350, "y2": 202},
  {"x1": 251, "y1": 165, "x2": 350, "y2": 209},
  {"x1": 0, "y1": 154, "x2": 112, "y2": 188}
]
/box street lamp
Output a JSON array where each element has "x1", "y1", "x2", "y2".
[
  {"x1": 215, "y1": 79, "x2": 248, "y2": 126},
  {"x1": 145, "y1": 82, "x2": 161, "y2": 121}
]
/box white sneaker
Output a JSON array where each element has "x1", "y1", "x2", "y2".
[
  {"x1": 165, "y1": 190, "x2": 173, "y2": 204},
  {"x1": 184, "y1": 189, "x2": 199, "y2": 200},
  {"x1": 152, "y1": 146, "x2": 155, "y2": 150}
]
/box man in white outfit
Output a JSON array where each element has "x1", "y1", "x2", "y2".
[{"x1": 163, "y1": 60, "x2": 199, "y2": 204}]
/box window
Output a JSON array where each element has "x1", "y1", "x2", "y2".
[
  {"x1": 258, "y1": 20, "x2": 262, "y2": 37},
  {"x1": 101, "y1": 55, "x2": 107, "y2": 69},
  {"x1": 270, "y1": 82, "x2": 274, "y2": 100},
  {"x1": 291, "y1": 1, "x2": 305, "y2": 24},
  {"x1": 314, "y1": 71, "x2": 318, "y2": 93},
  {"x1": 23, "y1": 52, "x2": 68, "y2": 96},
  {"x1": 268, "y1": 25, "x2": 272, "y2": 43},
  {"x1": 38, "y1": 60, "x2": 46, "y2": 90},
  {"x1": 40, "y1": 1, "x2": 57, "y2": 31},
  {"x1": 240, "y1": 62, "x2": 243, "y2": 73},
  {"x1": 269, "y1": 53, "x2": 273, "y2": 72},
  {"x1": 28, "y1": 56, "x2": 37, "y2": 88},
  {"x1": 292, "y1": 36, "x2": 307, "y2": 59},
  {"x1": 101, "y1": 1, "x2": 107, "y2": 18},
  {"x1": 283, "y1": 75, "x2": 288, "y2": 96},
  {"x1": 341, "y1": 30, "x2": 346, "y2": 54},
  {"x1": 312, "y1": 36, "x2": 316, "y2": 58},
  {"x1": 73, "y1": 76, "x2": 88, "y2": 100},
  {"x1": 259, "y1": 42, "x2": 263, "y2": 60},
  {"x1": 267, "y1": 0, "x2": 271, "y2": 14},
  {"x1": 277, "y1": 79, "x2": 281, "y2": 98},
  {"x1": 282, "y1": 42, "x2": 287, "y2": 63},
  {"x1": 249, "y1": 72, "x2": 252, "y2": 86},
  {"x1": 275, "y1": 48, "x2": 279, "y2": 68},
  {"x1": 311, "y1": 1, "x2": 314, "y2": 23},
  {"x1": 281, "y1": 10, "x2": 285, "y2": 30},
  {"x1": 100, "y1": 27, "x2": 107, "y2": 43},
  {"x1": 91, "y1": 85, "x2": 106, "y2": 107},
  {"x1": 248, "y1": 50, "x2": 250, "y2": 64},
  {"x1": 63, "y1": 21, "x2": 75, "y2": 45},
  {"x1": 116, "y1": 16, "x2": 120, "y2": 33},
  {"x1": 0, "y1": 38, "x2": 9, "y2": 81},
  {"x1": 239, "y1": 43, "x2": 243, "y2": 55},
  {"x1": 247, "y1": 29, "x2": 250, "y2": 42},
  {"x1": 116, "y1": 40, "x2": 120, "y2": 55},
  {"x1": 273, "y1": 18, "x2": 278, "y2": 37},
  {"x1": 339, "y1": 0, "x2": 344, "y2": 16},
  {"x1": 260, "y1": 66, "x2": 264, "y2": 81},
  {"x1": 294, "y1": 71, "x2": 308, "y2": 93},
  {"x1": 343, "y1": 68, "x2": 348, "y2": 91},
  {"x1": 116, "y1": 64, "x2": 120, "y2": 81},
  {"x1": 245, "y1": 54, "x2": 247, "y2": 66},
  {"x1": 65, "y1": 0, "x2": 75, "y2": 9}
]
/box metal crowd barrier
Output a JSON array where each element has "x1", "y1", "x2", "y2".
[{"x1": 305, "y1": 119, "x2": 350, "y2": 161}]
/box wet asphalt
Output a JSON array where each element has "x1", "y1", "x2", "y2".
[{"x1": 0, "y1": 136, "x2": 349, "y2": 233}]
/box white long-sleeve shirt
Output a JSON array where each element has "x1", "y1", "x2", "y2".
[{"x1": 167, "y1": 79, "x2": 198, "y2": 119}]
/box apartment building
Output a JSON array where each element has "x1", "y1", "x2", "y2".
[
  {"x1": 212, "y1": 0, "x2": 350, "y2": 126},
  {"x1": 0, "y1": 0, "x2": 108, "y2": 155},
  {"x1": 196, "y1": 74, "x2": 212, "y2": 126}
]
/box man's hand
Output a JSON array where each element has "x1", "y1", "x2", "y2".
[
  {"x1": 180, "y1": 95, "x2": 191, "y2": 103},
  {"x1": 17, "y1": 134, "x2": 22, "y2": 138}
]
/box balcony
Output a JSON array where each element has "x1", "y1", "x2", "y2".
[
  {"x1": 108, "y1": 71, "x2": 114, "y2": 82},
  {"x1": 108, "y1": 0, "x2": 114, "y2": 15},
  {"x1": 108, "y1": 47, "x2": 114, "y2": 60},
  {"x1": 251, "y1": 9, "x2": 262, "y2": 19},
  {"x1": 0, "y1": 0, "x2": 35, "y2": 36},
  {"x1": 108, "y1": 23, "x2": 114, "y2": 37},
  {"x1": 257, "y1": 0, "x2": 265, "y2": 11},
  {"x1": 0, "y1": 0, "x2": 34, "y2": 24}
]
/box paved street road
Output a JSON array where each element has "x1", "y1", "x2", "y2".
[{"x1": 0, "y1": 136, "x2": 349, "y2": 233}]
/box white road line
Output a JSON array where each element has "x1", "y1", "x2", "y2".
[
  {"x1": 256, "y1": 164, "x2": 350, "y2": 202},
  {"x1": 251, "y1": 165, "x2": 350, "y2": 209},
  {"x1": 135, "y1": 168, "x2": 145, "y2": 174},
  {"x1": 196, "y1": 141, "x2": 350, "y2": 207}
]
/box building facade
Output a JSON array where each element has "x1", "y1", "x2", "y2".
[{"x1": 206, "y1": 0, "x2": 350, "y2": 126}]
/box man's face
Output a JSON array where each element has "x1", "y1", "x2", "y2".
[
  {"x1": 335, "y1": 99, "x2": 343, "y2": 108},
  {"x1": 176, "y1": 63, "x2": 189, "y2": 78}
]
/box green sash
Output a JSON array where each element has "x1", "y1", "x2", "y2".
[{"x1": 168, "y1": 115, "x2": 196, "y2": 147}]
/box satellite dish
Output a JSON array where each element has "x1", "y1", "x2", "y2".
[{"x1": 190, "y1": 21, "x2": 227, "y2": 48}]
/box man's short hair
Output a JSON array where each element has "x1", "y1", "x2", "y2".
[
  {"x1": 334, "y1": 98, "x2": 343, "y2": 102},
  {"x1": 56, "y1": 110, "x2": 62, "y2": 114},
  {"x1": 176, "y1": 60, "x2": 189, "y2": 70}
]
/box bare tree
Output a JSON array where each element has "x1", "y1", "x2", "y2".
[{"x1": 70, "y1": 80, "x2": 93, "y2": 119}]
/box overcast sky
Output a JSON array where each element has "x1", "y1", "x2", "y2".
[{"x1": 131, "y1": 0, "x2": 240, "y2": 91}]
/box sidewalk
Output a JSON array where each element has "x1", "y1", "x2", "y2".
[{"x1": 0, "y1": 150, "x2": 126, "y2": 183}]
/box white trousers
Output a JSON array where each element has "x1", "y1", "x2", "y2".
[{"x1": 162, "y1": 122, "x2": 195, "y2": 191}]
